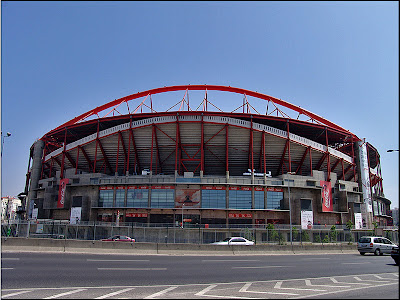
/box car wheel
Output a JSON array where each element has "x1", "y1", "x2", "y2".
[
  {"x1": 360, "y1": 252, "x2": 365, "y2": 255},
  {"x1": 374, "y1": 249, "x2": 381, "y2": 256}
]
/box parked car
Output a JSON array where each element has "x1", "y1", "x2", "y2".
[
  {"x1": 357, "y1": 236, "x2": 397, "y2": 256},
  {"x1": 101, "y1": 235, "x2": 135, "y2": 242},
  {"x1": 211, "y1": 237, "x2": 254, "y2": 246},
  {"x1": 391, "y1": 246, "x2": 399, "y2": 265}
]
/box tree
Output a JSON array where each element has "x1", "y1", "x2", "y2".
[{"x1": 329, "y1": 225, "x2": 337, "y2": 242}]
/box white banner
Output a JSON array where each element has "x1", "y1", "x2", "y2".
[
  {"x1": 301, "y1": 210, "x2": 313, "y2": 229},
  {"x1": 32, "y1": 208, "x2": 38, "y2": 220},
  {"x1": 354, "y1": 213, "x2": 363, "y2": 229},
  {"x1": 357, "y1": 140, "x2": 372, "y2": 213},
  {"x1": 70, "y1": 207, "x2": 82, "y2": 224}
]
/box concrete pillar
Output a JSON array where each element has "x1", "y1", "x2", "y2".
[{"x1": 26, "y1": 139, "x2": 45, "y2": 219}]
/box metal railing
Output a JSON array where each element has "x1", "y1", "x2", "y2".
[{"x1": 2, "y1": 220, "x2": 398, "y2": 245}]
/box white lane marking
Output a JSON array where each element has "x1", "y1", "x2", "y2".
[
  {"x1": 305, "y1": 279, "x2": 350, "y2": 288},
  {"x1": 330, "y1": 277, "x2": 370, "y2": 285},
  {"x1": 291, "y1": 282, "x2": 398, "y2": 299},
  {"x1": 274, "y1": 281, "x2": 325, "y2": 291},
  {"x1": 44, "y1": 288, "x2": 86, "y2": 299},
  {"x1": 341, "y1": 262, "x2": 371, "y2": 265},
  {"x1": 238, "y1": 282, "x2": 252, "y2": 292},
  {"x1": 1, "y1": 268, "x2": 14, "y2": 270},
  {"x1": 87, "y1": 259, "x2": 149, "y2": 262},
  {"x1": 374, "y1": 274, "x2": 397, "y2": 280},
  {"x1": 144, "y1": 286, "x2": 177, "y2": 299},
  {"x1": 95, "y1": 288, "x2": 134, "y2": 299},
  {"x1": 233, "y1": 265, "x2": 293, "y2": 269},
  {"x1": 301, "y1": 258, "x2": 331, "y2": 260},
  {"x1": 354, "y1": 276, "x2": 391, "y2": 282},
  {"x1": 98, "y1": 268, "x2": 166, "y2": 271},
  {"x1": 2, "y1": 290, "x2": 32, "y2": 298},
  {"x1": 1, "y1": 258, "x2": 20, "y2": 260},
  {"x1": 195, "y1": 284, "x2": 217, "y2": 296},
  {"x1": 202, "y1": 260, "x2": 260, "y2": 262}
]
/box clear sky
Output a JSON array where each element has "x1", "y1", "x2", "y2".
[{"x1": 1, "y1": 1, "x2": 398, "y2": 208}]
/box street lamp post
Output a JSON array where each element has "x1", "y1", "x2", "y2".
[
  {"x1": 182, "y1": 203, "x2": 185, "y2": 228},
  {"x1": 1, "y1": 132, "x2": 11, "y2": 157},
  {"x1": 284, "y1": 174, "x2": 295, "y2": 246}
]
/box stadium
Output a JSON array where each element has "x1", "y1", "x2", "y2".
[{"x1": 24, "y1": 85, "x2": 392, "y2": 230}]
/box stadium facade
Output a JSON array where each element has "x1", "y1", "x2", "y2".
[{"x1": 23, "y1": 85, "x2": 393, "y2": 229}]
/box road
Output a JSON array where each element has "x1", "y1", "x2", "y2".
[{"x1": 1, "y1": 251, "x2": 398, "y2": 299}]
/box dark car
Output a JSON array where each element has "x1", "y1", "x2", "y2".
[
  {"x1": 101, "y1": 235, "x2": 135, "y2": 242},
  {"x1": 391, "y1": 246, "x2": 399, "y2": 265}
]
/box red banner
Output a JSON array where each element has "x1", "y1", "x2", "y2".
[
  {"x1": 152, "y1": 186, "x2": 174, "y2": 189},
  {"x1": 321, "y1": 180, "x2": 333, "y2": 212},
  {"x1": 57, "y1": 178, "x2": 69, "y2": 208},
  {"x1": 126, "y1": 213, "x2": 148, "y2": 218},
  {"x1": 202, "y1": 186, "x2": 226, "y2": 190},
  {"x1": 228, "y1": 213, "x2": 252, "y2": 218},
  {"x1": 266, "y1": 187, "x2": 283, "y2": 192}
]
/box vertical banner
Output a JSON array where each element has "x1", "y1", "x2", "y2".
[
  {"x1": 354, "y1": 213, "x2": 363, "y2": 229},
  {"x1": 32, "y1": 208, "x2": 38, "y2": 220},
  {"x1": 301, "y1": 210, "x2": 313, "y2": 229},
  {"x1": 357, "y1": 140, "x2": 372, "y2": 213},
  {"x1": 320, "y1": 180, "x2": 333, "y2": 212},
  {"x1": 70, "y1": 207, "x2": 82, "y2": 224},
  {"x1": 57, "y1": 178, "x2": 69, "y2": 208}
]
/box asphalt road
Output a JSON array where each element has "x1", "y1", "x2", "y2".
[{"x1": 1, "y1": 251, "x2": 399, "y2": 299}]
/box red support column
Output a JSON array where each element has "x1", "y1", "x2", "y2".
[
  {"x1": 75, "y1": 146, "x2": 80, "y2": 175},
  {"x1": 175, "y1": 115, "x2": 179, "y2": 173},
  {"x1": 287, "y1": 121, "x2": 291, "y2": 173},
  {"x1": 201, "y1": 115, "x2": 204, "y2": 173},
  {"x1": 325, "y1": 128, "x2": 331, "y2": 181},
  {"x1": 127, "y1": 118, "x2": 132, "y2": 174},
  {"x1": 93, "y1": 122, "x2": 99, "y2": 173},
  {"x1": 263, "y1": 131, "x2": 266, "y2": 175},
  {"x1": 150, "y1": 124, "x2": 154, "y2": 173},
  {"x1": 341, "y1": 158, "x2": 345, "y2": 181},
  {"x1": 309, "y1": 146, "x2": 313, "y2": 176},
  {"x1": 351, "y1": 136, "x2": 356, "y2": 182},
  {"x1": 250, "y1": 117, "x2": 254, "y2": 173},
  {"x1": 115, "y1": 132, "x2": 120, "y2": 174},
  {"x1": 60, "y1": 127, "x2": 67, "y2": 179},
  {"x1": 225, "y1": 124, "x2": 229, "y2": 172}
]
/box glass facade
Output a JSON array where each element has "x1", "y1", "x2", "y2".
[
  {"x1": 115, "y1": 188, "x2": 125, "y2": 207},
  {"x1": 127, "y1": 187, "x2": 149, "y2": 208},
  {"x1": 266, "y1": 188, "x2": 284, "y2": 210},
  {"x1": 99, "y1": 188, "x2": 114, "y2": 207},
  {"x1": 229, "y1": 188, "x2": 252, "y2": 209},
  {"x1": 254, "y1": 189, "x2": 264, "y2": 209},
  {"x1": 151, "y1": 187, "x2": 174, "y2": 208},
  {"x1": 201, "y1": 188, "x2": 226, "y2": 208}
]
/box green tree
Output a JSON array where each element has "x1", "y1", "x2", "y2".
[
  {"x1": 301, "y1": 230, "x2": 310, "y2": 242},
  {"x1": 292, "y1": 226, "x2": 299, "y2": 241},
  {"x1": 346, "y1": 220, "x2": 354, "y2": 231},
  {"x1": 329, "y1": 225, "x2": 337, "y2": 242}
]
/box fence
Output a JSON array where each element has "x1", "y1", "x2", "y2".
[{"x1": 1, "y1": 220, "x2": 398, "y2": 245}]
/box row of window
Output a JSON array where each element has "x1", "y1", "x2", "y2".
[{"x1": 98, "y1": 189, "x2": 284, "y2": 210}]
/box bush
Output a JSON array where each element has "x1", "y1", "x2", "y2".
[
  {"x1": 314, "y1": 235, "x2": 321, "y2": 243},
  {"x1": 322, "y1": 235, "x2": 330, "y2": 243},
  {"x1": 301, "y1": 230, "x2": 310, "y2": 242}
]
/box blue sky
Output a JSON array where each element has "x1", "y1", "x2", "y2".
[{"x1": 1, "y1": 1, "x2": 398, "y2": 208}]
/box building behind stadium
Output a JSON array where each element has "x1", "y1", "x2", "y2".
[{"x1": 23, "y1": 85, "x2": 393, "y2": 229}]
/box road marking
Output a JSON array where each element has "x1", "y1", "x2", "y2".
[
  {"x1": 238, "y1": 282, "x2": 252, "y2": 292},
  {"x1": 44, "y1": 288, "x2": 86, "y2": 299},
  {"x1": 87, "y1": 259, "x2": 150, "y2": 262},
  {"x1": 354, "y1": 276, "x2": 391, "y2": 283},
  {"x1": 305, "y1": 279, "x2": 350, "y2": 288},
  {"x1": 291, "y1": 282, "x2": 398, "y2": 299},
  {"x1": 98, "y1": 268, "x2": 167, "y2": 271},
  {"x1": 95, "y1": 288, "x2": 135, "y2": 299},
  {"x1": 329, "y1": 277, "x2": 370, "y2": 285},
  {"x1": 373, "y1": 275, "x2": 397, "y2": 280},
  {"x1": 341, "y1": 262, "x2": 370, "y2": 265},
  {"x1": 2, "y1": 290, "x2": 32, "y2": 298},
  {"x1": 195, "y1": 284, "x2": 217, "y2": 296},
  {"x1": 301, "y1": 258, "x2": 331, "y2": 260},
  {"x1": 144, "y1": 286, "x2": 177, "y2": 299},
  {"x1": 202, "y1": 260, "x2": 260, "y2": 262},
  {"x1": 1, "y1": 268, "x2": 14, "y2": 270},
  {"x1": 1, "y1": 258, "x2": 20, "y2": 260},
  {"x1": 274, "y1": 281, "x2": 325, "y2": 291},
  {"x1": 233, "y1": 265, "x2": 293, "y2": 269}
]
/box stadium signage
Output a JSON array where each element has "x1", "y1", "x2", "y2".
[
  {"x1": 266, "y1": 187, "x2": 283, "y2": 192},
  {"x1": 228, "y1": 213, "x2": 252, "y2": 218},
  {"x1": 320, "y1": 180, "x2": 333, "y2": 212},
  {"x1": 57, "y1": 178, "x2": 69, "y2": 208},
  {"x1": 202, "y1": 186, "x2": 226, "y2": 190},
  {"x1": 126, "y1": 213, "x2": 148, "y2": 218}
]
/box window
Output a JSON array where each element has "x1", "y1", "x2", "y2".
[
  {"x1": 99, "y1": 188, "x2": 114, "y2": 207},
  {"x1": 254, "y1": 190, "x2": 264, "y2": 209},
  {"x1": 72, "y1": 178, "x2": 80, "y2": 184},
  {"x1": 201, "y1": 189, "x2": 226, "y2": 208},
  {"x1": 306, "y1": 181, "x2": 316, "y2": 187},
  {"x1": 301, "y1": 199, "x2": 312, "y2": 211},
  {"x1": 151, "y1": 188, "x2": 174, "y2": 208},
  {"x1": 266, "y1": 190, "x2": 284, "y2": 210},
  {"x1": 127, "y1": 187, "x2": 149, "y2": 208},
  {"x1": 229, "y1": 189, "x2": 252, "y2": 209},
  {"x1": 353, "y1": 203, "x2": 361, "y2": 213},
  {"x1": 115, "y1": 188, "x2": 125, "y2": 207},
  {"x1": 90, "y1": 178, "x2": 99, "y2": 184}
]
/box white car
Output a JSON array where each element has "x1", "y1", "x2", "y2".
[{"x1": 212, "y1": 237, "x2": 254, "y2": 246}]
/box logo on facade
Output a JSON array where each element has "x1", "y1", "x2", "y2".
[
  {"x1": 57, "y1": 178, "x2": 69, "y2": 208},
  {"x1": 320, "y1": 180, "x2": 332, "y2": 212}
]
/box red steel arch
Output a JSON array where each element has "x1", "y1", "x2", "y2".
[{"x1": 49, "y1": 85, "x2": 358, "y2": 140}]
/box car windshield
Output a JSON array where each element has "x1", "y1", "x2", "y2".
[
  {"x1": 222, "y1": 238, "x2": 231, "y2": 242},
  {"x1": 359, "y1": 237, "x2": 371, "y2": 243}
]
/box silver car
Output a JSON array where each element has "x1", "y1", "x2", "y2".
[{"x1": 357, "y1": 236, "x2": 397, "y2": 256}]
